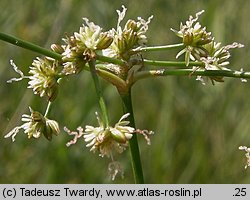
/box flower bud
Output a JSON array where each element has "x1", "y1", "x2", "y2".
[
  {"x1": 110, "y1": 128, "x2": 127, "y2": 143},
  {"x1": 44, "y1": 119, "x2": 60, "y2": 140},
  {"x1": 125, "y1": 19, "x2": 138, "y2": 31},
  {"x1": 47, "y1": 119, "x2": 60, "y2": 134},
  {"x1": 124, "y1": 31, "x2": 138, "y2": 50},
  {"x1": 117, "y1": 37, "x2": 127, "y2": 53},
  {"x1": 30, "y1": 110, "x2": 45, "y2": 123},
  {"x1": 44, "y1": 124, "x2": 53, "y2": 141},
  {"x1": 183, "y1": 32, "x2": 193, "y2": 46},
  {"x1": 96, "y1": 32, "x2": 113, "y2": 50},
  {"x1": 51, "y1": 44, "x2": 64, "y2": 54}
]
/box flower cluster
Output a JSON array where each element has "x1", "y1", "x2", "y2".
[
  {"x1": 57, "y1": 19, "x2": 113, "y2": 75},
  {"x1": 64, "y1": 113, "x2": 134, "y2": 180},
  {"x1": 239, "y1": 146, "x2": 250, "y2": 169},
  {"x1": 171, "y1": 10, "x2": 213, "y2": 66},
  {"x1": 66, "y1": 112, "x2": 154, "y2": 157},
  {"x1": 28, "y1": 57, "x2": 60, "y2": 101},
  {"x1": 65, "y1": 112, "x2": 153, "y2": 180},
  {"x1": 172, "y1": 10, "x2": 244, "y2": 84},
  {"x1": 8, "y1": 57, "x2": 61, "y2": 101},
  {"x1": 5, "y1": 107, "x2": 59, "y2": 141},
  {"x1": 103, "y1": 5, "x2": 153, "y2": 61},
  {"x1": 6, "y1": 6, "x2": 153, "y2": 145},
  {"x1": 3, "y1": 5, "x2": 250, "y2": 182},
  {"x1": 66, "y1": 113, "x2": 134, "y2": 158},
  {"x1": 49, "y1": 7, "x2": 152, "y2": 78}
]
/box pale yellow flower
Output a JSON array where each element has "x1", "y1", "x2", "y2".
[
  {"x1": 83, "y1": 112, "x2": 134, "y2": 158},
  {"x1": 28, "y1": 57, "x2": 59, "y2": 101},
  {"x1": 171, "y1": 10, "x2": 213, "y2": 66},
  {"x1": 5, "y1": 107, "x2": 59, "y2": 141},
  {"x1": 103, "y1": 5, "x2": 153, "y2": 60}
]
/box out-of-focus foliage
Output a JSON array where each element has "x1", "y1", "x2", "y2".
[{"x1": 1, "y1": 0, "x2": 250, "y2": 183}]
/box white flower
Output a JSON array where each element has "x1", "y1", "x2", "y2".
[
  {"x1": 83, "y1": 112, "x2": 134, "y2": 158},
  {"x1": 4, "y1": 107, "x2": 59, "y2": 141},
  {"x1": 201, "y1": 42, "x2": 244, "y2": 70},
  {"x1": 195, "y1": 42, "x2": 244, "y2": 84},
  {"x1": 59, "y1": 18, "x2": 113, "y2": 75},
  {"x1": 104, "y1": 5, "x2": 153, "y2": 60},
  {"x1": 171, "y1": 10, "x2": 212, "y2": 46},
  {"x1": 171, "y1": 10, "x2": 213, "y2": 66},
  {"x1": 74, "y1": 18, "x2": 112, "y2": 51},
  {"x1": 28, "y1": 57, "x2": 59, "y2": 101}
]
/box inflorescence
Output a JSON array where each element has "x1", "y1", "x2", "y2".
[
  {"x1": 171, "y1": 10, "x2": 244, "y2": 84},
  {"x1": 5, "y1": 5, "x2": 154, "y2": 180},
  {"x1": 4, "y1": 6, "x2": 249, "y2": 179}
]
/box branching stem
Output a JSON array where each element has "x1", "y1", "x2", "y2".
[
  {"x1": 120, "y1": 90, "x2": 144, "y2": 184},
  {"x1": 134, "y1": 68, "x2": 250, "y2": 82},
  {"x1": 89, "y1": 60, "x2": 109, "y2": 127},
  {"x1": 136, "y1": 43, "x2": 184, "y2": 52},
  {"x1": 0, "y1": 32, "x2": 62, "y2": 60}
]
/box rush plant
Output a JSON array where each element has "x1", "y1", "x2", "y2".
[{"x1": 1, "y1": 6, "x2": 249, "y2": 183}]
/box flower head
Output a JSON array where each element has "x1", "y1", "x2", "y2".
[
  {"x1": 195, "y1": 42, "x2": 244, "y2": 84},
  {"x1": 104, "y1": 5, "x2": 153, "y2": 60},
  {"x1": 172, "y1": 10, "x2": 212, "y2": 46},
  {"x1": 74, "y1": 18, "x2": 113, "y2": 51},
  {"x1": 5, "y1": 107, "x2": 59, "y2": 141},
  {"x1": 239, "y1": 146, "x2": 250, "y2": 169},
  {"x1": 172, "y1": 10, "x2": 244, "y2": 84},
  {"x1": 59, "y1": 36, "x2": 86, "y2": 75},
  {"x1": 171, "y1": 10, "x2": 213, "y2": 66},
  {"x1": 83, "y1": 112, "x2": 134, "y2": 158},
  {"x1": 28, "y1": 57, "x2": 59, "y2": 101},
  {"x1": 201, "y1": 42, "x2": 244, "y2": 69},
  {"x1": 57, "y1": 18, "x2": 113, "y2": 75},
  {"x1": 65, "y1": 112, "x2": 153, "y2": 180}
]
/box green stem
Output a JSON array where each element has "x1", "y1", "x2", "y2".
[
  {"x1": 120, "y1": 90, "x2": 144, "y2": 183},
  {"x1": 144, "y1": 59, "x2": 203, "y2": 67},
  {"x1": 44, "y1": 101, "x2": 53, "y2": 117},
  {"x1": 0, "y1": 32, "x2": 62, "y2": 60},
  {"x1": 89, "y1": 60, "x2": 109, "y2": 127},
  {"x1": 96, "y1": 54, "x2": 125, "y2": 66},
  {"x1": 134, "y1": 68, "x2": 250, "y2": 82},
  {"x1": 137, "y1": 43, "x2": 184, "y2": 52}
]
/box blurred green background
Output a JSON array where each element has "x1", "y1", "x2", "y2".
[{"x1": 1, "y1": 0, "x2": 250, "y2": 183}]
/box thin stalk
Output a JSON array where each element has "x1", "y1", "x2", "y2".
[
  {"x1": 96, "y1": 54, "x2": 125, "y2": 66},
  {"x1": 96, "y1": 54, "x2": 204, "y2": 69},
  {"x1": 0, "y1": 32, "x2": 62, "y2": 60},
  {"x1": 144, "y1": 59, "x2": 203, "y2": 67},
  {"x1": 134, "y1": 68, "x2": 250, "y2": 82},
  {"x1": 89, "y1": 60, "x2": 109, "y2": 127},
  {"x1": 44, "y1": 101, "x2": 53, "y2": 117},
  {"x1": 120, "y1": 90, "x2": 144, "y2": 184},
  {"x1": 137, "y1": 43, "x2": 184, "y2": 52}
]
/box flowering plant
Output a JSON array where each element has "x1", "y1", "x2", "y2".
[{"x1": 1, "y1": 6, "x2": 249, "y2": 183}]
